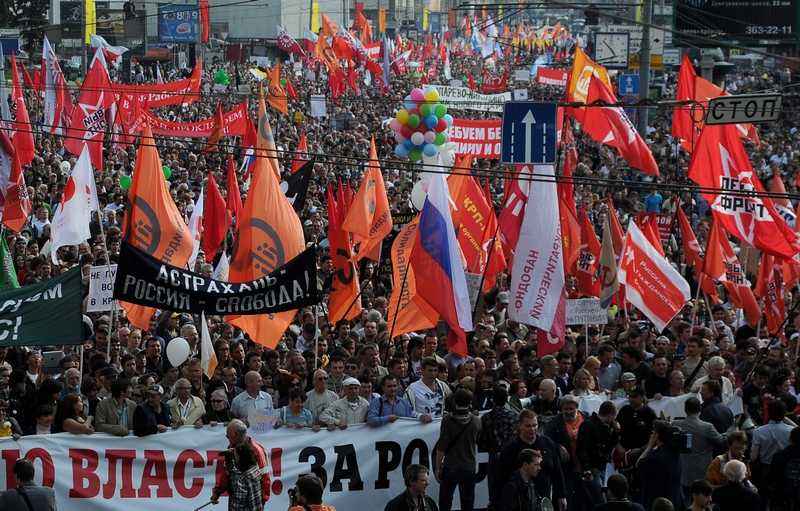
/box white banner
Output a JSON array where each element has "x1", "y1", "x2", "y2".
[
  {"x1": 310, "y1": 95, "x2": 327, "y2": 118},
  {"x1": 436, "y1": 86, "x2": 511, "y2": 113},
  {"x1": 87, "y1": 264, "x2": 119, "y2": 313},
  {"x1": 565, "y1": 298, "x2": 607, "y2": 325},
  {"x1": 0, "y1": 419, "x2": 489, "y2": 510}
]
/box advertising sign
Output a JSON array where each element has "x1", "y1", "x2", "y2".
[
  {"x1": 158, "y1": 5, "x2": 199, "y2": 43},
  {"x1": 674, "y1": 0, "x2": 797, "y2": 46}
]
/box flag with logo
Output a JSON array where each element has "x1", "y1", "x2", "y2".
[
  {"x1": 10, "y1": 54, "x2": 35, "y2": 166},
  {"x1": 566, "y1": 46, "x2": 611, "y2": 122},
  {"x1": 688, "y1": 122, "x2": 800, "y2": 259},
  {"x1": 2, "y1": 151, "x2": 29, "y2": 233},
  {"x1": 618, "y1": 222, "x2": 691, "y2": 332},
  {"x1": 50, "y1": 146, "x2": 99, "y2": 263},
  {"x1": 202, "y1": 101, "x2": 225, "y2": 155},
  {"x1": 755, "y1": 253, "x2": 785, "y2": 336},
  {"x1": 267, "y1": 64, "x2": 288, "y2": 115},
  {"x1": 121, "y1": 124, "x2": 194, "y2": 330}
]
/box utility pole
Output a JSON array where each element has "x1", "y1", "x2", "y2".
[{"x1": 636, "y1": 0, "x2": 652, "y2": 138}]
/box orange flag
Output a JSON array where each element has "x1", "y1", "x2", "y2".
[
  {"x1": 559, "y1": 194, "x2": 581, "y2": 276},
  {"x1": 357, "y1": 12, "x2": 372, "y2": 44},
  {"x1": 2, "y1": 152, "x2": 29, "y2": 233},
  {"x1": 341, "y1": 136, "x2": 392, "y2": 260},
  {"x1": 291, "y1": 133, "x2": 308, "y2": 174},
  {"x1": 387, "y1": 217, "x2": 438, "y2": 336},
  {"x1": 328, "y1": 215, "x2": 362, "y2": 324},
  {"x1": 703, "y1": 221, "x2": 762, "y2": 325},
  {"x1": 566, "y1": 46, "x2": 612, "y2": 122},
  {"x1": 121, "y1": 124, "x2": 194, "y2": 330},
  {"x1": 256, "y1": 87, "x2": 281, "y2": 179},
  {"x1": 315, "y1": 34, "x2": 340, "y2": 73},
  {"x1": 756, "y1": 253, "x2": 785, "y2": 335},
  {"x1": 267, "y1": 63, "x2": 288, "y2": 115},
  {"x1": 227, "y1": 154, "x2": 305, "y2": 348},
  {"x1": 321, "y1": 14, "x2": 338, "y2": 38},
  {"x1": 578, "y1": 207, "x2": 600, "y2": 297},
  {"x1": 202, "y1": 101, "x2": 225, "y2": 155}
]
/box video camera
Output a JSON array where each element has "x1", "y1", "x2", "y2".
[{"x1": 670, "y1": 426, "x2": 692, "y2": 453}]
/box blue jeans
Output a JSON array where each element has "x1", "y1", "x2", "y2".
[
  {"x1": 584, "y1": 467, "x2": 607, "y2": 508},
  {"x1": 439, "y1": 467, "x2": 476, "y2": 511}
]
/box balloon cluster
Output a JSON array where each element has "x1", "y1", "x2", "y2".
[
  {"x1": 389, "y1": 87, "x2": 453, "y2": 162},
  {"x1": 119, "y1": 166, "x2": 172, "y2": 190}
]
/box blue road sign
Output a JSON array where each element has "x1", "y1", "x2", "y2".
[
  {"x1": 622, "y1": 95, "x2": 637, "y2": 116},
  {"x1": 501, "y1": 102, "x2": 558, "y2": 165},
  {"x1": 620, "y1": 74, "x2": 640, "y2": 96}
]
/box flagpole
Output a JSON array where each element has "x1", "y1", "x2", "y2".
[
  {"x1": 95, "y1": 208, "x2": 119, "y2": 358},
  {"x1": 691, "y1": 284, "x2": 702, "y2": 326},
  {"x1": 471, "y1": 219, "x2": 502, "y2": 319}
]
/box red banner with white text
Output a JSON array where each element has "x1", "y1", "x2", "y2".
[
  {"x1": 446, "y1": 119, "x2": 502, "y2": 158},
  {"x1": 536, "y1": 67, "x2": 569, "y2": 87},
  {"x1": 112, "y1": 61, "x2": 203, "y2": 107},
  {"x1": 142, "y1": 101, "x2": 251, "y2": 138}
]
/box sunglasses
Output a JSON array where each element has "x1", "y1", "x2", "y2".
[
  {"x1": 131, "y1": 393, "x2": 142, "y2": 398},
  {"x1": 315, "y1": 377, "x2": 328, "y2": 381},
  {"x1": 290, "y1": 382, "x2": 302, "y2": 388},
  {"x1": 210, "y1": 399, "x2": 225, "y2": 404},
  {"x1": 345, "y1": 365, "x2": 358, "y2": 370}
]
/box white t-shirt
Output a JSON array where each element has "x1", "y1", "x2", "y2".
[{"x1": 408, "y1": 380, "x2": 444, "y2": 418}]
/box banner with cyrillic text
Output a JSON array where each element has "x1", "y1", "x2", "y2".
[
  {"x1": 113, "y1": 242, "x2": 318, "y2": 315},
  {"x1": 436, "y1": 86, "x2": 511, "y2": 112},
  {"x1": 0, "y1": 419, "x2": 490, "y2": 510},
  {"x1": 142, "y1": 101, "x2": 250, "y2": 138},
  {"x1": 447, "y1": 119, "x2": 502, "y2": 158},
  {"x1": 536, "y1": 67, "x2": 569, "y2": 87},
  {"x1": 0, "y1": 269, "x2": 82, "y2": 347}
]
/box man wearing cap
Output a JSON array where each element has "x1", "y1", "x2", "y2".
[
  {"x1": 230, "y1": 371, "x2": 273, "y2": 423},
  {"x1": 318, "y1": 377, "x2": 370, "y2": 429},
  {"x1": 133, "y1": 385, "x2": 173, "y2": 436},
  {"x1": 614, "y1": 385, "x2": 657, "y2": 497},
  {"x1": 98, "y1": 365, "x2": 119, "y2": 399},
  {"x1": 492, "y1": 292, "x2": 509, "y2": 322},
  {"x1": 168, "y1": 378, "x2": 206, "y2": 429}
]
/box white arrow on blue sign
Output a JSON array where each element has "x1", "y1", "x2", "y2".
[{"x1": 501, "y1": 102, "x2": 558, "y2": 165}]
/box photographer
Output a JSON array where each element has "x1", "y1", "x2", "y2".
[
  {"x1": 288, "y1": 475, "x2": 335, "y2": 511},
  {"x1": 219, "y1": 443, "x2": 262, "y2": 511},
  {"x1": 637, "y1": 420, "x2": 684, "y2": 510}
]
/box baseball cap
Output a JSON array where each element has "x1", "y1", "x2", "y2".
[
  {"x1": 0, "y1": 377, "x2": 8, "y2": 386},
  {"x1": 496, "y1": 292, "x2": 510, "y2": 304},
  {"x1": 342, "y1": 377, "x2": 360, "y2": 387},
  {"x1": 100, "y1": 366, "x2": 118, "y2": 378},
  {"x1": 146, "y1": 384, "x2": 164, "y2": 395},
  {"x1": 275, "y1": 342, "x2": 289, "y2": 353},
  {"x1": 621, "y1": 372, "x2": 636, "y2": 382},
  {"x1": 626, "y1": 385, "x2": 645, "y2": 397}
]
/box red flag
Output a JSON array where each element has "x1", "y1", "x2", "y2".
[
  {"x1": 676, "y1": 204, "x2": 718, "y2": 300},
  {"x1": 559, "y1": 194, "x2": 581, "y2": 277},
  {"x1": 117, "y1": 92, "x2": 145, "y2": 148},
  {"x1": 756, "y1": 253, "x2": 785, "y2": 335},
  {"x1": 643, "y1": 214, "x2": 665, "y2": 257},
  {"x1": 327, "y1": 179, "x2": 341, "y2": 257},
  {"x1": 64, "y1": 51, "x2": 115, "y2": 170},
  {"x1": 498, "y1": 164, "x2": 531, "y2": 250},
  {"x1": 285, "y1": 78, "x2": 298, "y2": 100},
  {"x1": 672, "y1": 55, "x2": 699, "y2": 152},
  {"x1": 618, "y1": 222, "x2": 691, "y2": 332},
  {"x1": 703, "y1": 220, "x2": 762, "y2": 325},
  {"x1": 2, "y1": 152, "x2": 29, "y2": 233},
  {"x1": 20, "y1": 64, "x2": 39, "y2": 104},
  {"x1": 203, "y1": 171, "x2": 229, "y2": 259},
  {"x1": 10, "y1": 54, "x2": 35, "y2": 167},
  {"x1": 346, "y1": 62, "x2": 361, "y2": 96},
  {"x1": 328, "y1": 219, "x2": 362, "y2": 324},
  {"x1": 468, "y1": 71, "x2": 477, "y2": 91},
  {"x1": 202, "y1": 101, "x2": 225, "y2": 155},
  {"x1": 688, "y1": 122, "x2": 800, "y2": 259},
  {"x1": 226, "y1": 155, "x2": 243, "y2": 234},
  {"x1": 582, "y1": 77, "x2": 659, "y2": 176},
  {"x1": 291, "y1": 133, "x2": 308, "y2": 175},
  {"x1": 578, "y1": 206, "x2": 600, "y2": 297},
  {"x1": 536, "y1": 328, "x2": 564, "y2": 358},
  {"x1": 276, "y1": 25, "x2": 306, "y2": 57}
]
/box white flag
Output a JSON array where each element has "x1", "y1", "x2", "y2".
[
  {"x1": 212, "y1": 254, "x2": 230, "y2": 282},
  {"x1": 187, "y1": 189, "x2": 204, "y2": 271},
  {"x1": 43, "y1": 37, "x2": 59, "y2": 134},
  {"x1": 200, "y1": 311, "x2": 218, "y2": 378},
  {"x1": 444, "y1": 53, "x2": 452, "y2": 80},
  {"x1": 507, "y1": 165, "x2": 566, "y2": 338},
  {"x1": 50, "y1": 146, "x2": 99, "y2": 263}
]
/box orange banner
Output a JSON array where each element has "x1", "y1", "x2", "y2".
[{"x1": 388, "y1": 217, "x2": 437, "y2": 336}]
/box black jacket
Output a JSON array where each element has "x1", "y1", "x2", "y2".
[
  {"x1": 577, "y1": 413, "x2": 620, "y2": 471},
  {"x1": 712, "y1": 482, "x2": 760, "y2": 511},
  {"x1": 384, "y1": 489, "x2": 439, "y2": 511},
  {"x1": 543, "y1": 411, "x2": 590, "y2": 475}
]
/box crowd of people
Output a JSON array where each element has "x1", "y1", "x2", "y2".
[{"x1": 1, "y1": 32, "x2": 800, "y2": 511}]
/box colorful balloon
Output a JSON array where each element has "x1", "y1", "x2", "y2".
[
  {"x1": 436, "y1": 118, "x2": 448, "y2": 132},
  {"x1": 401, "y1": 124, "x2": 414, "y2": 138},
  {"x1": 434, "y1": 104, "x2": 447, "y2": 118},
  {"x1": 404, "y1": 138, "x2": 415, "y2": 150},
  {"x1": 410, "y1": 88, "x2": 425, "y2": 103},
  {"x1": 389, "y1": 119, "x2": 402, "y2": 132},
  {"x1": 426, "y1": 115, "x2": 439, "y2": 129},
  {"x1": 395, "y1": 132, "x2": 406, "y2": 143},
  {"x1": 411, "y1": 132, "x2": 425, "y2": 146},
  {"x1": 419, "y1": 104, "x2": 431, "y2": 118},
  {"x1": 425, "y1": 89, "x2": 440, "y2": 103},
  {"x1": 408, "y1": 114, "x2": 420, "y2": 129},
  {"x1": 162, "y1": 166, "x2": 172, "y2": 180},
  {"x1": 423, "y1": 131, "x2": 436, "y2": 144},
  {"x1": 396, "y1": 110, "x2": 409, "y2": 124},
  {"x1": 435, "y1": 132, "x2": 446, "y2": 145},
  {"x1": 404, "y1": 98, "x2": 416, "y2": 110},
  {"x1": 395, "y1": 145, "x2": 410, "y2": 157},
  {"x1": 408, "y1": 148, "x2": 423, "y2": 161},
  {"x1": 443, "y1": 114, "x2": 454, "y2": 127},
  {"x1": 120, "y1": 175, "x2": 132, "y2": 189}
]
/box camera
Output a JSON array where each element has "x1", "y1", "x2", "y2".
[
  {"x1": 746, "y1": 347, "x2": 757, "y2": 356},
  {"x1": 288, "y1": 487, "x2": 297, "y2": 500},
  {"x1": 477, "y1": 324, "x2": 487, "y2": 331},
  {"x1": 669, "y1": 426, "x2": 693, "y2": 453},
  {"x1": 218, "y1": 449, "x2": 235, "y2": 460}
]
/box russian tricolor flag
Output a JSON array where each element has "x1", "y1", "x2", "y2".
[{"x1": 410, "y1": 172, "x2": 472, "y2": 357}]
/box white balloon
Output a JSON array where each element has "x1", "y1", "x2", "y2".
[
  {"x1": 59, "y1": 161, "x2": 71, "y2": 174},
  {"x1": 411, "y1": 181, "x2": 428, "y2": 211},
  {"x1": 410, "y1": 132, "x2": 425, "y2": 146},
  {"x1": 166, "y1": 337, "x2": 191, "y2": 367}
]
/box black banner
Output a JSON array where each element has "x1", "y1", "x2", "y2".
[{"x1": 114, "y1": 242, "x2": 318, "y2": 315}]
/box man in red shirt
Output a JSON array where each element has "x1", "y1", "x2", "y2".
[{"x1": 211, "y1": 419, "x2": 270, "y2": 508}]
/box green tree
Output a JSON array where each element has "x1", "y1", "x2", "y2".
[{"x1": 12, "y1": 0, "x2": 48, "y2": 53}]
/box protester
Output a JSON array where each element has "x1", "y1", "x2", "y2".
[
  {"x1": 0, "y1": 458, "x2": 57, "y2": 510},
  {"x1": 434, "y1": 389, "x2": 481, "y2": 511},
  {"x1": 384, "y1": 464, "x2": 438, "y2": 511},
  {"x1": 211, "y1": 420, "x2": 270, "y2": 507},
  {"x1": 288, "y1": 474, "x2": 336, "y2": 511},
  {"x1": 222, "y1": 442, "x2": 262, "y2": 511},
  {"x1": 499, "y1": 449, "x2": 542, "y2": 511}
]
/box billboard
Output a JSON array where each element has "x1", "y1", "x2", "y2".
[
  {"x1": 60, "y1": 1, "x2": 83, "y2": 40},
  {"x1": 674, "y1": 0, "x2": 798, "y2": 46},
  {"x1": 96, "y1": 9, "x2": 147, "y2": 56},
  {"x1": 158, "y1": 4, "x2": 199, "y2": 43}
]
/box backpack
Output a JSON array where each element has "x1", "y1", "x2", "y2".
[{"x1": 783, "y1": 457, "x2": 800, "y2": 511}]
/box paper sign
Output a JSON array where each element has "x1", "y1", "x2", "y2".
[
  {"x1": 310, "y1": 95, "x2": 327, "y2": 117},
  {"x1": 88, "y1": 264, "x2": 119, "y2": 313},
  {"x1": 248, "y1": 409, "x2": 281, "y2": 432},
  {"x1": 566, "y1": 298, "x2": 608, "y2": 325},
  {"x1": 514, "y1": 89, "x2": 528, "y2": 101},
  {"x1": 465, "y1": 272, "x2": 483, "y2": 311},
  {"x1": 514, "y1": 70, "x2": 530, "y2": 82}
]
